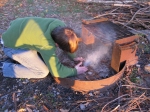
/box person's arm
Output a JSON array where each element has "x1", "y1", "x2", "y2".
[
  {"x1": 40, "y1": 48, "x2": 88, "y2": 78},
  {"x1": 67, "y1": 52, "x2": 76, "y2": 60},
  {"x1": 67, "y1": 52, "x2": 84, "y2": 62},
  {"x1": 40, "y1": 49, "x2": 77, "y2": 78}
]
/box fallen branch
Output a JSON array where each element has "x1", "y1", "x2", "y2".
[
  {"x1": 101, "y1": 94, "x2": 130, "y2": 112},
  {"x1": 113, "y1": 21, "x2": 149, "y2": 36},
  {"x1": 126, "y1": 6, "x2": 150, "y2": 25},
  {"x1": 121, "y1": 92, "x2": 147, "y2": 111},
  {"x1": 90, "y1": 3, "x2": 150, "y2": 31}
]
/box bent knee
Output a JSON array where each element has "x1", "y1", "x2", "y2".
[{"x1": 36, "y1": 67, "x2": 49, "y2": 78}]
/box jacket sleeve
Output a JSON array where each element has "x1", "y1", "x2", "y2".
[
  {"x1": 67, "y1": 52, "x2": 76, "y2": 60},
  {"x1": 40, "y1": 49, "x2": 77, "y2": 78}
]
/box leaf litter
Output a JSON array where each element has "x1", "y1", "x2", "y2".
[{"x1": 0, "y1": 0, "x2": 150, "y2": 111}]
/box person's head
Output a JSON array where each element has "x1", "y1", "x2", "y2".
[{"x1": 51, "y1": 26, "x2": 81, "y2": 53}]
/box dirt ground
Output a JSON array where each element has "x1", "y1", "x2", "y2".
[{"x1": 0, "y1": 0, "x2": 150, "y2": 112}]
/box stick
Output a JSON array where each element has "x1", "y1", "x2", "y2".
[
  {"x1": 110, "y1": 105, "x2": 120, "y2": 112},
  {"x1": 122, "y1": 85, "x2": 150, "y2": 90},
  {"x1": 101, "y1": 94, "x2": 130, "y2": 112},
  {"x1": 135, "y1": 19, "x2": 150, "y2": 29},
  {"x1": 113, "y1": 20, "x2": 149, "y2": 36},
  {"x1": 12, "y1": 92, "x2": 17, "y2": 111},
  {"x1": 93, "y1": 13, "x2": 127, "y2": 19},
  {"x1": 126, "y1": 6, "x2": 150, "y2": 25},
  {"x1": 113, "y1": 4, "x2": 133, "y2": 7},
  {"x1": 123, "y1": 92, "x2": 146, "y2": 111}
]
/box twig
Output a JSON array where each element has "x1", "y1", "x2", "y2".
[
  {"x1": 12, "y1": 92, "x2": 17, "y2": 111},
  {"x1": 123, "y1": 92, "x2": 146, "y2": 111},
  {"x1": 43, "y1": 105, "x2": 51, "y2": 112},
  {"x1": 110, "y1": 105, "x2": 120, "y2": 112},
  {"x1": 113, "y1": 20, "x2": 149, "y2": 36},
  {"x1": 110, "y1": 7, "x2": 120, "y2": 13},
  {"x1": 135, "y1": 100, "x2": 142, "y2": 112},
  {"x1": 135, "y1": 19, "x2": 150, "y2": 29},
  {"x1": 122, "y1": 97, "x2": 150, "y2": 101},
  {"x1": 93, "y1": 13, "x2": 127, "y2": 19},
  {"x1": 113, "y1": 4, "x2": 133, "y2": 7},
  {"x1": 117, "y1": 81, "x2": 122, "y2": 111},
  {"x1": 122, "y1": 85, "x2": 150, "y2": 90},
  {"x1": 126, "y1": 6, "x2": 150, "y2": 25},
  {"x1": 73, "y1": 97, "x2": 113, "y2": 104},
  {"x1": 101, "y1": 94, "x2": 130, "y2": 112}
]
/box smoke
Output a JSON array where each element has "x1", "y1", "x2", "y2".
[
  {"x1": 82, "y1": 21, "x2": 118, "y2": 69},
  {"x1": 84, "y1": 45, "x2": 110, "y2": 69}
]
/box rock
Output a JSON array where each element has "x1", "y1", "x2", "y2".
[
  {"x1": 144, "y1": 64, "x2": 150, "y2": 73},
  {"x1": 99, "y1": 93, "x2": 104, "y2": 97},
  {"x1": 68, "y1": 96, "x2": 71, "y2": 100},
  {"x1": 93, "y1": 90, "x2": 100, "y2": 95},
  {"x1": 136, "y1": 64, "x2": 140, "y2": 68},
  {"x1": 88, "y1": 92, "x2": 93, "y2": 96},
  {"x1": 16, "y1": 98, "x2": 19, "y2": 102},
  {"x1": 4, "y1": 109, "x2": 8, "y2": 112},
  {"x1": 22, "y1": 79, "x2": 29, "y2": 84},
  {"x1": 87, "y1": 71, "x2": 92, "y2": 75},
  {"x1": 80, "y1": 103, "x2": 86, "y2": 110}
]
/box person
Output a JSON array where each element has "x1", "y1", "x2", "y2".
[{"x1": 0, "y1": 17, "x2": 88, "y2": 79}]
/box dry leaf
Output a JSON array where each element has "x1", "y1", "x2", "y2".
[
  {"x1": 60, "y1": 109, "x2": 69, "y2": 112},
  {"x1": 26, "y1": 107, "x2": 33, "y2": 112},
  {"x1": 17, "y1": 108, "x2": 26, "y2": 112},
  {"x1": 26, "y1": 104, "x2": 36, "y2": 109}
]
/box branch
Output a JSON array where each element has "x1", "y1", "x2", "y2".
[
  {"x1": 101, "y1": 94, "x2": 130, "y2": 112},
  {"x1": 113, "y1": 21, "x2": 149, "y2": 36},
  {"x1": 122, "y1": 85, "x2": 150, "y2": 90},
  {"x1": 125, "y1": 6, "x2": 150, "y2": 25}
]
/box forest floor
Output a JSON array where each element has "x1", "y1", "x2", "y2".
[{"x1": 0, "y1": 0, "x2": 150, "y2": 112}]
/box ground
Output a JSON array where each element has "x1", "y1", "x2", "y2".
[{"x1": 0, "y1": 0, "x2": 150, "y2": 112}]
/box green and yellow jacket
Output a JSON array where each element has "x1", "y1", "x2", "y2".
[{"x1": 2, "y1": 17, "x2": 77, "y2": 78}]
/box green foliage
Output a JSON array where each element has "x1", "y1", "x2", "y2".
[{"x1": 130, "y1": 67, "x2": 138, "y2": 83}]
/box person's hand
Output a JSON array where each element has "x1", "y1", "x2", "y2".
[
  {"x1": 74, "y1": 57, "x2": 84, "y2": 62},
  {"x1": 75, "y1": 62, "x2": 88, "y2": 74}
]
